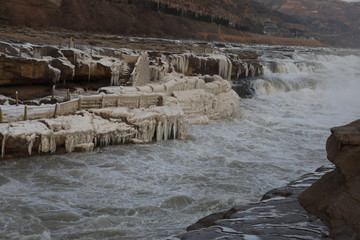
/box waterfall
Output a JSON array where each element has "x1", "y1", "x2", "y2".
[{"x1": 253, "y1": 52, "x2": 360, "y2": 96}]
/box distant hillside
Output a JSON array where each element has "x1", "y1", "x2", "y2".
[
  {"x1": 0, "y1": 0, "x2": 309, "y2": 39},
  {"x1": 0, "y1": 0, "x2": 358, "y2": 47},
  {"x1": 256, "y1": 0, "x2": 360, "y2": 47}
]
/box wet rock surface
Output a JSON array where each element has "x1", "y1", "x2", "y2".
[
  {"x1": 171, "y1": 166, "x2": 334, "y2": 240},
  {"x1": 299, "y1": 120, "x2": 360, "y2": 240}
]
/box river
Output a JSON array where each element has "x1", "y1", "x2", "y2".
[{"x1": 0, "y1": 45, "x2": 359, "y2": 240}]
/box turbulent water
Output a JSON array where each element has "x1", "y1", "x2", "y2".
[{"x1": 0, "y1": 45, "x2": 359, "y2": 240}]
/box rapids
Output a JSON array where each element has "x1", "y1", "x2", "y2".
[{"x1": 0, "y1": 45, "x2": 359, "y2": 240}]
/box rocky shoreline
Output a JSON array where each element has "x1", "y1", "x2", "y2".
[
  {"x1": 299, "y1": 120, "x2": 360, "y2": 239},
  {"x1": 170, "y1": 165, "x2": 334, "y2": 240},
  {"x1": 170, "y1": 120, "x2": 360, "y2": 240}
]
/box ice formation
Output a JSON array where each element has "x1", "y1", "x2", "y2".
[
  {"x1": 171, "y1": 54, "x2": 189, "y2": 74},
  {"x1": 48, "y1": 64, "x2": 61, "y2": 83},
  {"x1": 0, "y1": 41, "x2": 246, "y2": 159},
  {"x1": 130, "y1": 52, "x2": 151, "y2": 86},
  {"x1": 217, "y1": 55, "x2": 233, "y2": 80},
  {"x1": 0, "y1": 70, "x2": 241, "y2": 158},
  {"x1": 99, "y1": 72, "x2": 239, "y2": 124},
  {"x1": 149, "y1": 57, "x2": 170, "y2": 82}
]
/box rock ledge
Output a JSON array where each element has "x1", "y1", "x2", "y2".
[
  {"x1": 171, "y1": 166, "x2": 333, "y2": 240},
  {"x1": 299, "y1": 120, "x2": 360, "y2": 240}
]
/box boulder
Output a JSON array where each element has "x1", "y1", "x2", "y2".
[
  {"x1": 299, "y1": 120, "x2": 360, "y2": 240},
  {"x1": 0, "y1": 54, "x2": 59, "y2": 85}
]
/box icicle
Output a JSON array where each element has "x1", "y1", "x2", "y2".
[
  {"x1": 243, "y1": 63, "x2": 249, "y2": 77},
  {"x1": 111, "y1": 72, "x2": 120, "y2": 86},
  {"x1": 156, "y1": 121, "x2": 162, "y2": 141},
  {"x1": 50, "y1": 135, "x2": 56, "y2": 153},
  {"x1": 65, "y1": 135, "x2": 74, "y2": 153},
  {"x1": 172, "y1": 55, "x2": 189, "y2": 74},
  {"x1": 71, "y1": 65, "x2": 75, "y2": 80},
  {"x1": 26, "y1": 133, "x2": 36, "y2": 156},
  {"x1": 49, "y1": 65, "x2": 61, "y2": 84},
  {"x1": 39, "y1": 135, "x2": 49, "y2": 153},
  {"x1": 218, "y1": 57, "x2": 232, "y2": 80},
  {"x1": 249, "y1": 64, "x2": 255, "y2": 76},
  {"x1": 163, "y1": 119, "x2": 168, "y2": 141},
  {"x1": 110, "y1": 63, "x2": 123, "y2": 86},
  {"x1": 88, "y1": 62, "x2": 97, "y2": 81},
  {"x1": 228, "y1": 59, "x2": 233, "y2": 80},
  {"x1": 236, "y1": 65, "x2": 242, "y2": 79},
  {"x1": 1, "y1": 133, "x2": 7, "y2": 158},
  {"x1": 173, "y1": 120, "x2": 177, "y2": 139}
]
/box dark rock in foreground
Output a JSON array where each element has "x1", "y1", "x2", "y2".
[
  {"x1": 299, "y1": 120, "x2": 360, "y2": 240},
  {"x1": 170, "y1": 166, "x2": 333, "y2": 240}
]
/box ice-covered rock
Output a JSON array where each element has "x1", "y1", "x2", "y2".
[
  {"x1": 130, "y1": 52, "x2": 151, "y2": 86},
  {"x1": 0, "y1": 40, "x2": 250, "y2": 159},
  {"x1": 99, "y1": 73, "x2": 240, "y2": 124}
]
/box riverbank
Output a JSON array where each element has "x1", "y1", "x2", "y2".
[
  {"x1": 0, "y1": 25, "x2": 325, "y2": 53},
  {"x1": 299, "y1": 120, "x2": 360, "y2": 239},
  {"x1": 170, "y1": 165, "x2": 333, "y2": 240},
  {"x1": 171, "y1": 119, "x2": 360, "y2": 240}
]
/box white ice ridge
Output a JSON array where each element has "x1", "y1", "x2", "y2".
[
  {"x1": 131, "y1": 52, "x2": 151, "y2": 86},
  {"x1": 0, "y1": 107, "x2": 188, "y2": 157},
  {"x1": 100, "y1": 73, "x2": 240, "y2": 124},
  {"x1": 0, "y1": 72, "x2": 240, "y2": 158},
  {"x1": 171, "y1": 54, "x2": 190, "y2": 74},
  {"x1": 170, "y1": 54, "x2": 233, "y2": 80}
]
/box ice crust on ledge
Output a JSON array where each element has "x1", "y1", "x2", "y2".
[
  {"x1": 99, "y1": 73, "x2": 240, "y2": 124},
  {"x1": 0, "y1": 72, "x2": 240, "y2": 158},
  {"x1": 0, "y1": 107, "x2": 188, "y2": 158},
  {"x1": 0, "y1": 41, "x2": 244, "y2": 158}
]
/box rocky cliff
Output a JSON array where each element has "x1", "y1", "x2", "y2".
[
  {"x1": 299, "y1": 120, "x2": 360, "y2": 239},
  {"x1": 1, "y1": 0, "x2": 358, "y2": 46}
]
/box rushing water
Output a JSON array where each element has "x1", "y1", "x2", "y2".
[{"x1": 0, "y1": 46, "x2": 359, "y2": 240}]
